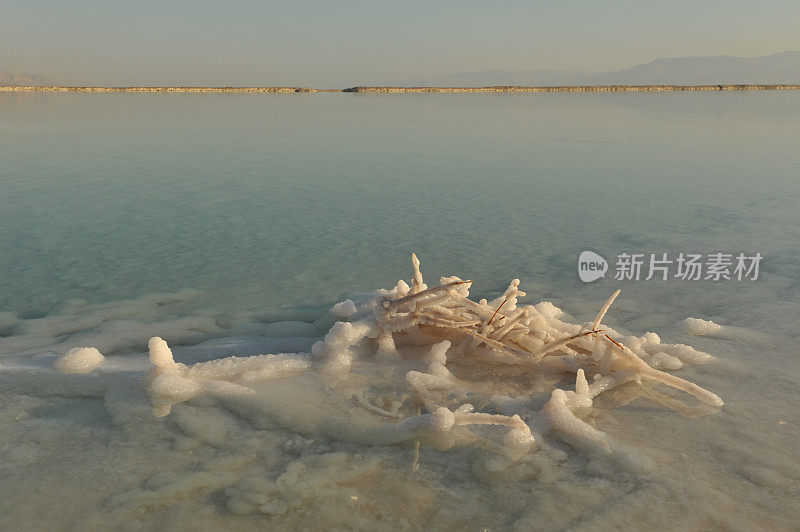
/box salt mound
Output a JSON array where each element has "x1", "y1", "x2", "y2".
[
  {"x1": 680, "y1": 317, "x2": 724, "y2": 336},
  {"x1": 53, "y1": 347, "x2": 105, "y2": 374},
  {"x1": 679, "y1": 317, "x2": 773, "y2": 344}
]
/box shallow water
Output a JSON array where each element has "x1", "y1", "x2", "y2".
[{"x1": 1, "y1": 92, "x2": 799, "y2": 530}]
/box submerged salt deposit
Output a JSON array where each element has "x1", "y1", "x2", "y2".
[{"x1": 0, "y1": 255, "x2": 797, "y2": 530}]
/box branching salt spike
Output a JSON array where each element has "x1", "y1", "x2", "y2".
[{"x1": 145, "y1": 253, "x2": 723, "y2": 469}]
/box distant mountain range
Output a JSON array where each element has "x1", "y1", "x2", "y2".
[
  {"x1": 4, "y1": 51, "x2": 800, "y2": 87},
  {"x1": 395, "y1": 51, "x2": 800, "y2": 86},
  {"x1": 0, "y1": 71, "x2": 52, "y2": 86}
]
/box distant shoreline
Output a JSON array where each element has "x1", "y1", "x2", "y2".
[{"x1": 2, "y1": 84, "x2": 800, "y2": 93}]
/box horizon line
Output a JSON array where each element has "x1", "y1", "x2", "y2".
[{"x1": 2, "y1": 84, "x2": 800, "y2": 94}]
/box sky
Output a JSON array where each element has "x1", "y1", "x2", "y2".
[{"x1": 2, "y1": 0, "x2": 800, "y2": 86}]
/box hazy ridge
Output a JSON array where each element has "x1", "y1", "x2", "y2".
[
  {"x1": 0, "y1": 71, "x2": 52, "y2": 86},
  {"x1": 394, "y1": 51, "x2": 800, "y2": 86},
  {"x1": 4, "y1": 51, "x2": 800, "y2": 88}
]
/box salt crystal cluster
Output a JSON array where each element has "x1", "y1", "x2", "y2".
[{"x1": 146, "y1": 254, "x2": 723, "y2": 465}]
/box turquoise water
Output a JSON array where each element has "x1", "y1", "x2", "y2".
[
  {"x1": 1, "y1": 92, "x2": 799, "y2": 530},
  {"x1": 2, "y1": 92, "x2": 799, "y2": 325}
]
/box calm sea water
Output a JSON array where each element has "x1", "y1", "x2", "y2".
[
  {"x1": 1, "y1": 92, "x2": 799, "y2": 530},
  {"x1": 2, "y1": 92, "x2": 799, "y2": 323}
]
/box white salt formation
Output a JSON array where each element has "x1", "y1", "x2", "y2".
[
  {"x1": 146, "y1": 254, "x2": 722, "y2": 465},
  {"x1": 53, "y1": 346, "x2": 104, "y2": 374},
  {"x1": 679, "y1": 317, "x2": 773, "y2": 344},
  {"x1": 680, "y1": 317, "x2": 724, "y2": 336}
]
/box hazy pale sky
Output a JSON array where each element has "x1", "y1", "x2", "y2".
[{"x1": 3, "y1": 0, "x2": 800, "y2": 86}]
